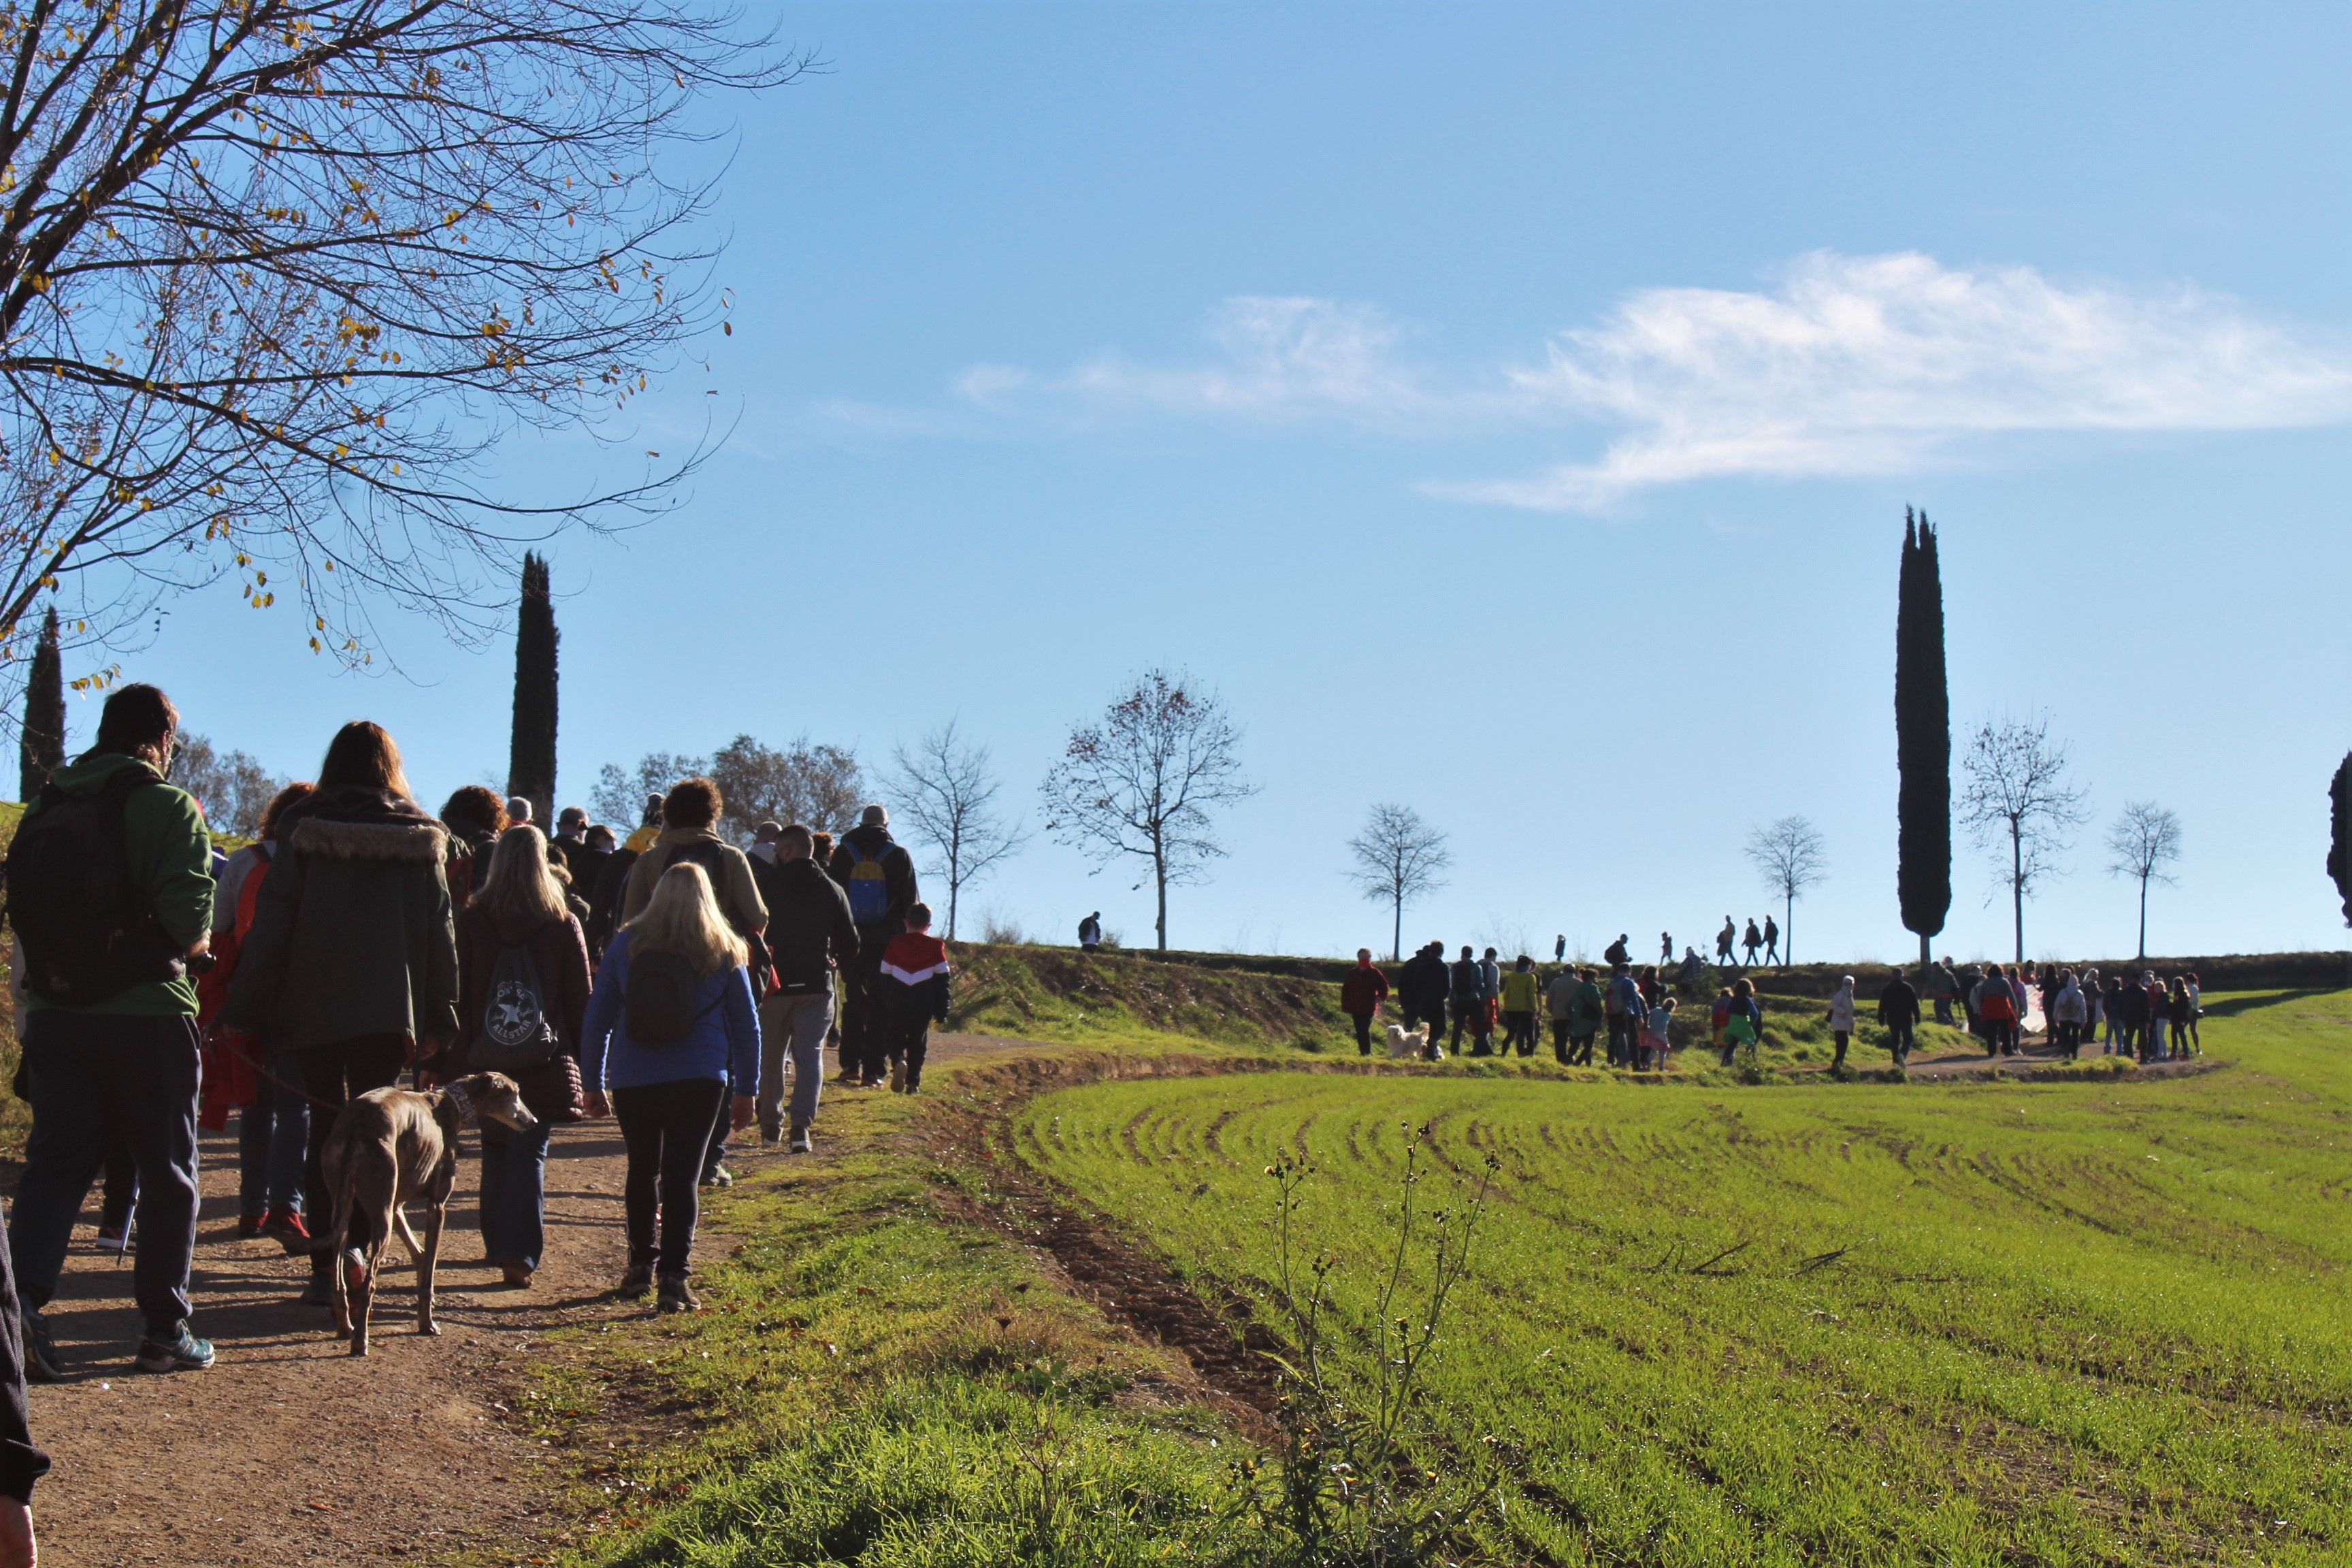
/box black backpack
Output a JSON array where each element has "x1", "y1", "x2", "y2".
[
  {"x1": 4, "y1": 770, "x2": 180, "y2": 1005},
  {"x1": 472, "y1": 941, "x2": 561, "y2": 1073},
  {"x1": 625, "y1": 946, "x2": 712, "y2": 1047},
  {"x1": 668, "y1": 839, "x2": 772, "y2": 998}
]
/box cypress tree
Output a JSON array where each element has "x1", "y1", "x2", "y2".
[
  {"x1": 506, "y1": 552, "x2": 559, "y2": 823},
  {"x1": 2330, "y1": 751, "x2": 2351, "y2": 927},
  {"x1": 18, "y1": 607, "x2": 65, "y2": 801},
  {"x1": 1895, "y1": 509, "x2": 1951, "y2": 967}
]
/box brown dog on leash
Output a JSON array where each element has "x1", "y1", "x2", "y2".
[{"x1": 320, "y1": 1071, "x2": 538, "y2": 1355}]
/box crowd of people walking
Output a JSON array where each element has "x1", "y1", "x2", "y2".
[{"x1": 2, "y1": 685, "x2": 951, "y2": 1391}]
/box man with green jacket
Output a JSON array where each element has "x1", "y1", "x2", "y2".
[{"x1": 7, "y1": 684, "x2": 216, "y2": 1378}]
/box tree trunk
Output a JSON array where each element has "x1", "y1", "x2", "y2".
[
  {"x1": 2136, "y1": 872, "x2": 2148, "y2": 962},
  {"x1": 1154, "y1": 841, "x2": 1169, "y2": 951},
  {"x1": 1784, "y1": 892, "x2": 1793, "y2": 968},
  {"x1": 1391, "y1": 891, "x2": 1402, "y2": 964},
  {"x1": 2009, "y1": 819, "x2": 2025, "y2": 964},
  {"x1": 1918, "y1": 930, "x2": 1932, "y2": 970}
]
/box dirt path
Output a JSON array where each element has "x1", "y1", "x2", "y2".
[{"x1": 15, "y1": 1031, "x2": 1034, "y2": 1568}]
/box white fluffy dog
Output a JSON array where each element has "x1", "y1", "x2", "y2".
[{"x1": 1385, "y1": 1022, "x2": 1435, "y2": 1061}]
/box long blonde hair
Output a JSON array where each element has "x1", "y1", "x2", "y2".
[
  {"x1": 475, "y1": 825, "x2": 569, "y2": 928},
  {"x1": 625, "y1": 862, "x2": 748, "y2": 978}
]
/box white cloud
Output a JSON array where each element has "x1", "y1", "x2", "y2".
[
  {"x1": 943, "y1": 255, "x2": 2352, "y2": 508},
  {"x1": 1462, "y1": 251, "x2": 2352, "y2": 509},
  {"x1": 957, "y1": 296, "x2": 1442, "y2": 425}
]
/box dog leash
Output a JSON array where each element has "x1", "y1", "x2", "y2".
[{"x1": 210, "y1": 1032, "x2": 388, "y2": 1115}]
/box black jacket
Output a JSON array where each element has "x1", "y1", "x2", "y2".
[
  {"x1": 755, "y1": 855, "x2": 861, "y2": 996},
  {"x1": 1877, "y1": 977, "x2": 1919, "y2": 1026},
  {"x1": 828, "y1": 823, "x2": 919, "y2": 933},
  {"x1": 222, "y1": 785, "x2": 458, "y2": 1054},
  {"x1": 1397, "y1": 949, "x2": 1450, "y2": 1010}
]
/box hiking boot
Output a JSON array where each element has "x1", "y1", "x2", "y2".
[
  {"x1": 134, "y1": 1322, "x2": 215, "y2": 1374},
  {"x1": 888, "y1": 1061, "x2": 905, "y2": 1092},
  {"x1": 263, "y1": 1208, "x2": 312, "y2": 1254},
  {"x1": 700, "y1": 1164, "x2": 734, "y2": 1190},
  {"x1": 19, "y1": 1307, "x2": 61, "y2": 1384},
  {"x1": 500, "y1": 1262, "x2": 536, "y2": 1289},
  {"x1": 617, "y1": 1262, "x2": 655, "y2": 1300},
  {"x1": 757, "y1": 1125, "x2": 782, "y2": 1145},
  {"x1": 787, "y1": 1126, "x2": 812, "y2": 1155},
  {"x1": 236, "y1": 1211, "x2": 267, "y2": 1240},
  {"x1": 655, "y1": 1273, "x2": 701, "y2": 1314},
  {"x1": 903, "y1": 1077, "x2": 921, "y2": 1095},
  {"x1": 299, "y1": 1273, "x2": 336, "y2": 1307}
]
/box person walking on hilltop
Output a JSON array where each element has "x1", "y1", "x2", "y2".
[
  {"x1": 446, "y1": 826, "x2": 590, "y2": 1290},
  {"x1": 830, "y1": 805, "x2": 920, "y2": 1088},
  {"x1": 7, "y1": 684, "x2": 218, "y2": 1379},
  {"x1": 1928, "y1": 958, "x2": 1959, "y2": 1026},
  {"x1": 1077, "y1": 912, "x2": 1102, "y2": 951},
  {"x1": 749, "y1": 823, "x2": 858, "y2": 1152},
  {"x1": 2052, "y1": 970, "x2": 2087, "y2": 1059},
  {"x1": 620, "y1": 779, "x2": 768, "y2": 1188},
  {"x1": 1499, "y1": 956, "x2": 1540, "y2": 1057},
  {"x1": 1877, "y1": 968, "x2": 1918, "y2": 1067},
  {"x1": 1477, "y1": 948, "x2": 1503, "y2": 1055},
  {"x1": 1396, "y1": 942, "x2": 1449, "y2": 1060},
  {"x1": 1761, "y1": 915, "x2": 1780, "y2": 966},
  {"x1": 1448, "y1": 946, "x2": 1483, "y2": 1057},
  {"x1": 1716, "y1": 917, "x2": 1737, "y2": 969},
  {"x1": 1826, "y1": 975, "x2": 1856, "y2": 1071},
  {"x1": 1603, "y1": 962, "x2": 1646, "y2": 1068},
  {"x1": 1545, "y1": 964, "x2": 1579, "y2": 1063},
  {"x1": 1553, "y1": 934, "x2": 1566, "y2": 964},
  {"x1": 1657, "y1": 932, "x2": 1673, "y2": 966},
  {"x1": 877, "y1": 903, "x2": 953, "y2": 1093},
  {"x1": 199, "y1": 781, "x2": 316, "y2": 1252},
  {"x1": 1972, "y1": 964, "x2": 2019, "y2": 1056},
  {"x1": 581, "y1": 863, "x2": 760, "y2": 1312},
  {"x1": 223, "y1": 720, "x2": 458, "y2": 1314},
  {"x1": 1603, "y1": 933, "x2": 1631, "y2": 967},
  {"x1": 1340, "y1": 949, "x2": 1390, "y2": 1056},
  {"x1": 1741, "y1": 919, "x2": 1763, "y2": 966}
]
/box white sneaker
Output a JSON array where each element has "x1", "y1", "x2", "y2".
[{"x1": 787, "y1": 1127, "x2": 812, "y2": 1154}]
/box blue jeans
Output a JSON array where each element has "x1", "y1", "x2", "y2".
[
  {"x1": 237, "y1": 1058, "x2": 310, "y2": 1215},
  {"x1": 478, "y1": 1117, "x2": 552, "y2": 1271},
  {"x1": 10, "y1": 1011, "x2": 202, "y2": 1333}
]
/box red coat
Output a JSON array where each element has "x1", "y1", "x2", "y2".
[{"x1": 1339, "y1": 964, "x2": 1390, "y2": 1016}]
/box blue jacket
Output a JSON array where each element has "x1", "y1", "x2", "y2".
[{"x1": 580, "y1": 928, "x2": 760, "y2": 1094}]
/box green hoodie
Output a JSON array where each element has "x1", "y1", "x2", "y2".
[{"x1": 22, "y1": 751, "x2": 214, "y2": 1017}]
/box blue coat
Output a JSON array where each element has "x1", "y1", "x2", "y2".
[{"x1": 580, "y1": 929, "x2": 760, "y2": 1094}]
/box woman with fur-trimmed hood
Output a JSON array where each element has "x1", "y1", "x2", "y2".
[{"x1": 222, "y1": 720, "x2": 458, "y2": 1306}]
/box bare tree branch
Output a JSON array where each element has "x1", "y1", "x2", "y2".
[
  {"x1": 1743, "y1": 814, "x2": 1825, "y2": 967},
  {"x1": 2104, "y1": 800, "x2": 2181, "y2": 961},
  {"x1": 889, "y1": 718, "x2": 1025, "y2": 941},
  {"x1": 0, "y1": 0, "x2": 812, "y2": 706},
  {"x1": 1959, "y1": 714, "x2": 2089, "y2": 963},
  {"x1": 1040, "y1": 668, "x2": 1254, "y2": 952},
  {"x1": 1347, "y1": 802, "x2": 1449, "y2": 962}
]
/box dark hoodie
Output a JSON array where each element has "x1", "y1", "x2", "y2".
[
  {"x1": 828, "y1": 822, "x2": 919, "y2": 933},
  {"x1": 20, "y1": 751, "x2": 213, "y2": 1017},
  {"x1": 753, "y1": 854, "x2": 860, "y2": 996},
  {"x1": 221, "y1": 785, "x2": 457, "y2": 1054}
]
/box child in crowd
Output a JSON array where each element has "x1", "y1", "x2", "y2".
[
  {"x1": 1639, "y1": 996, "x2": 1676, "y2": 1071},
  {"x1": 877, "y1": 902, "x2": 953, "y2": 1093}
]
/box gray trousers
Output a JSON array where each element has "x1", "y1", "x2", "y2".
[{"x1": 758, "y1": 990, "x2": 835, "y2": 1134}]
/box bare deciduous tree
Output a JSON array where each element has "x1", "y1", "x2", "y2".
[
  {"x1": 1959, "y1": 715, "x2": 2090, "y2": 963},
  {"x1": 590, "y1": 750, "x2": 706, "y2": 831},
  {"x1": 889, "y1": 719, "x2": 1025, "y2": 941},
  {"x1": 174, "y1": 732, "x2": 284, "y2": 837},
  {"x1": 1743, "y1": 815, "x2": 1827, "y2": 968},
  {"x1": 708, "y1": 734, "x2": 862, "y2": 843},
  {"x1": 1346, "y1": 803, "x2": 1450, "y2": 962},
  {"x1": 0, "y1": 2, "x2": 808, "y2": 698},
  {"x1": 1041, "y1": 669, "x2": 1254, "y2": 951},
  {"x1": 2105, "y1": 801, "x2": 2182, "y2": 962}
]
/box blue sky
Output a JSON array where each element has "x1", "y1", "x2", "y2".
[{"x1": 91, "y1": 3, "x2": 2352, "y2": 962}]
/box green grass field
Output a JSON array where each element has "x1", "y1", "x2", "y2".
[{"x1": 1012, "y1": 990, "x2": 2352, "y2": 1567}]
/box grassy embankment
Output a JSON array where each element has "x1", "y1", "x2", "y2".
[{"x1": 1015, "y1": 987, "x2": 2352, "y2": 1565}]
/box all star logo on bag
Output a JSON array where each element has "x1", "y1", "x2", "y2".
[{"x1": 472, "y1": 942, "x2": 559, "y2": 1072}]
